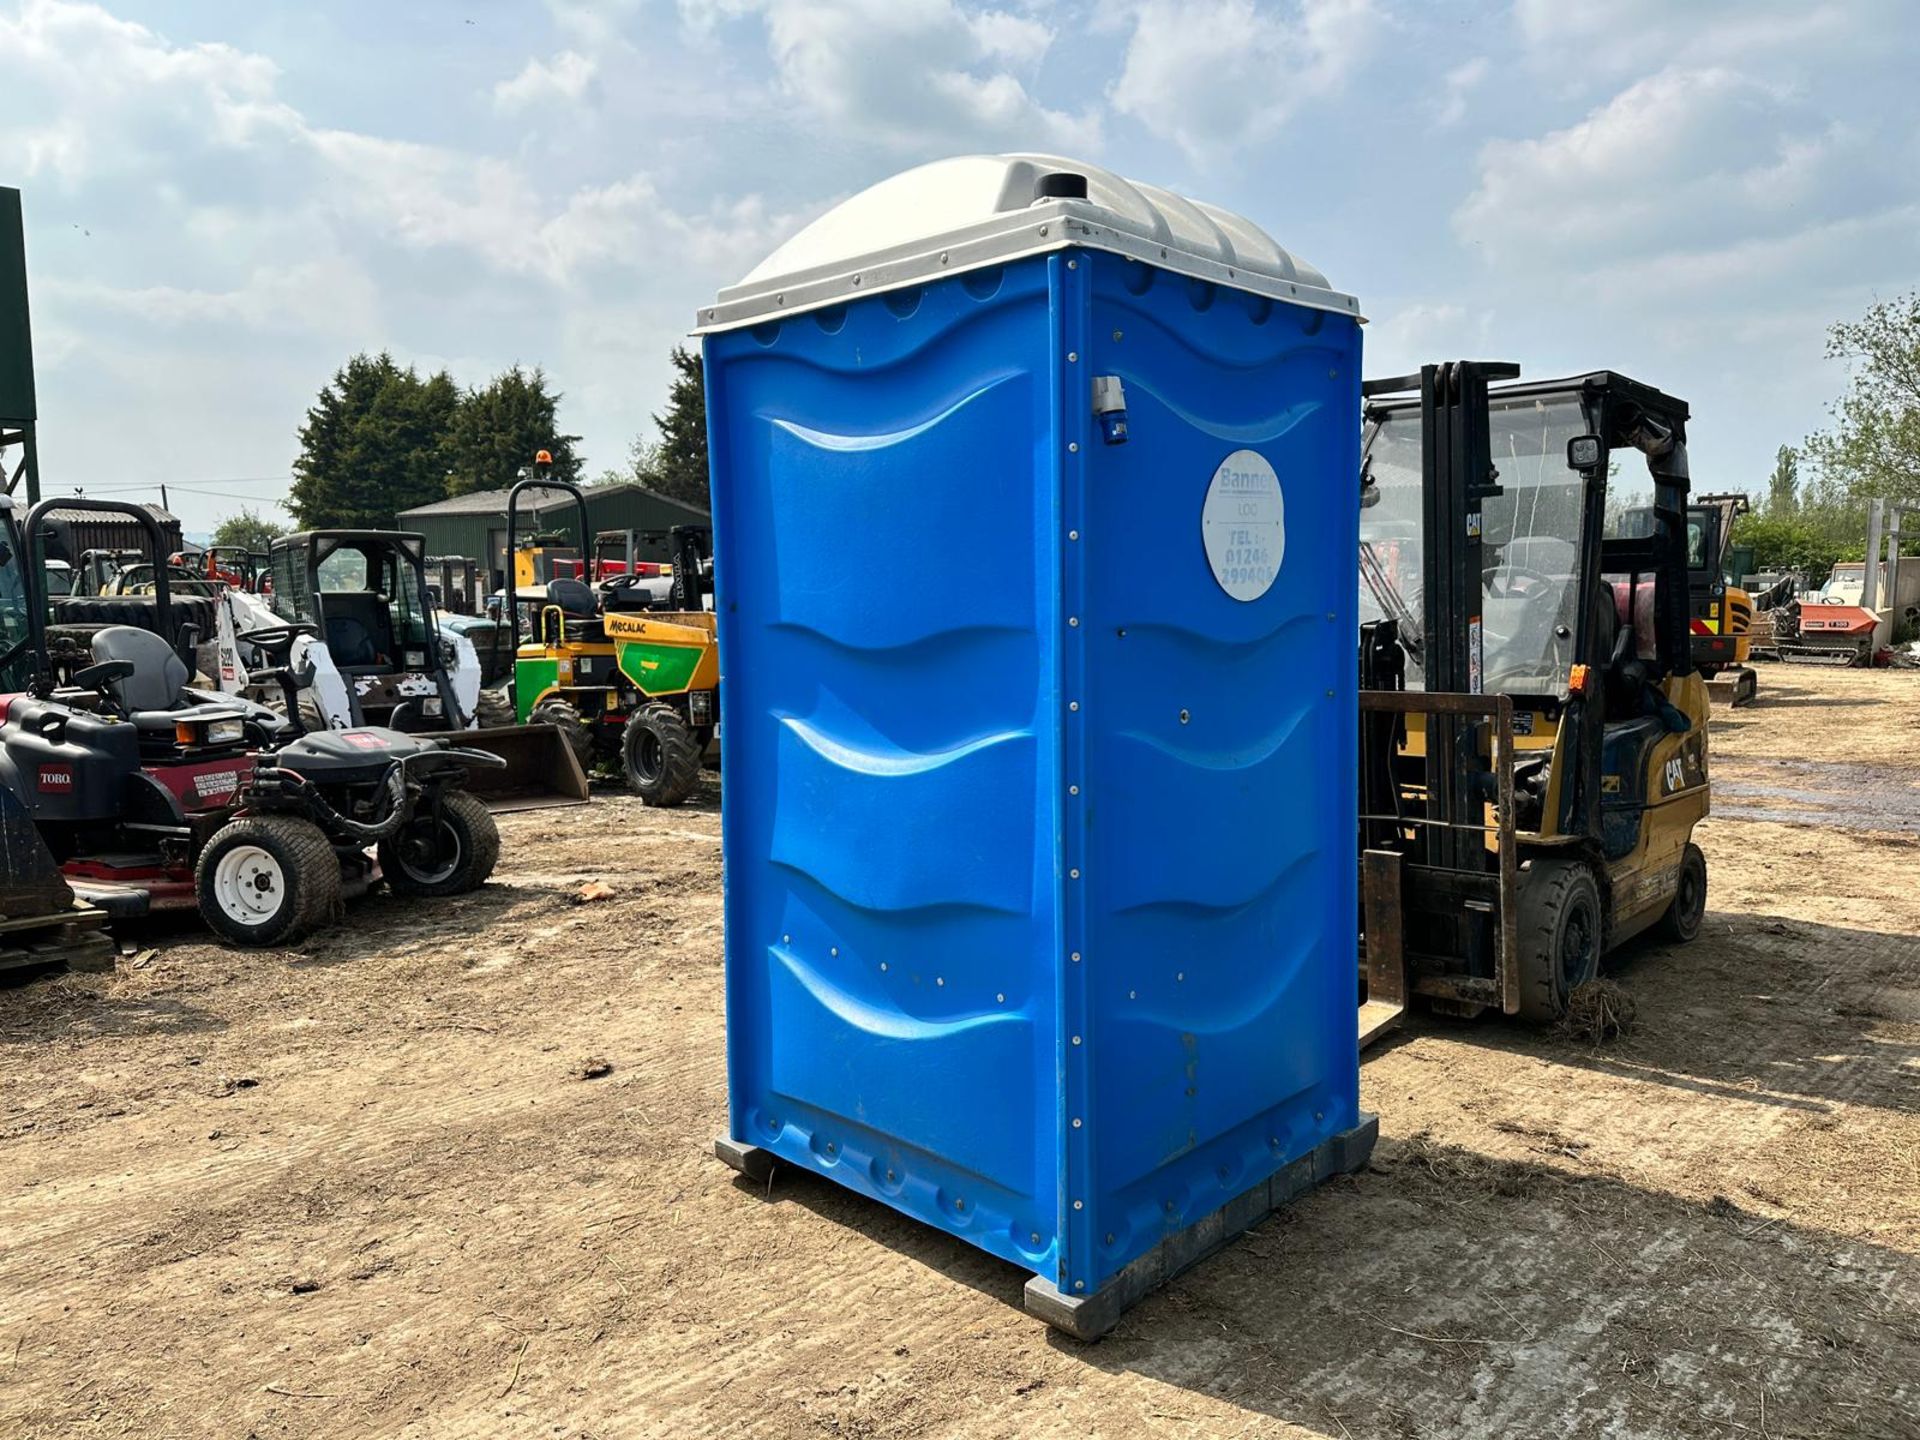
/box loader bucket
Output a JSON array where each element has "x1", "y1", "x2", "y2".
[
  {"x1": 1, "y1": 781, "x2": 75, "y2": 921},
  {"x1": 446, "y1": 724, "x2": 591, "y2": 812},
  {"x1": 0, "y1": 786, "x2": 116, "y2": 976}
]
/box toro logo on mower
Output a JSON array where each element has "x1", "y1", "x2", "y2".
[{"x1": 37, "y1": 764, "x2": 74, "y2": 792}]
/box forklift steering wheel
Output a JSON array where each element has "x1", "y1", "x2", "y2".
[{"x1": 1485, "y1": 564, "x2": 1557, "y2": 600}]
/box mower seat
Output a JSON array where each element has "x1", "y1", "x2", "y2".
[{"x1": 90, "y1": 626, "x2": 256, "y2": 739}]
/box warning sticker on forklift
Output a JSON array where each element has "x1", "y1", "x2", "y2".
[{"x1": 1201, "y1": 449, "x2": 1285, "y2": 602}]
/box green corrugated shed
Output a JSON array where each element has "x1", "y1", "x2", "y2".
[{"x1": 397, "y1": 482, "x2": 709, "y2": 590}]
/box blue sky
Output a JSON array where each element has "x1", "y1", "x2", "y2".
[{"x1": 4, "y1": 0, "x2": 1917, "y2": 534}]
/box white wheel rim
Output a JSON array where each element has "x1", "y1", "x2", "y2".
[{"x1": 212, "y1": 845, "x2": 289, "y2": 926}]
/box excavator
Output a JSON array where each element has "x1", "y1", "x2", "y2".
[{"x1": 1357, "y1": 364, "x2": 1711, "y2": 1045}]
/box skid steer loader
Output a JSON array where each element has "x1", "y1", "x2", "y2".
[
  {"x1": 1357, "y1": 364, "x2": 1711, "y2": 1046},
  {"x1": 243, "y1": 529, "x2": 588, "y2": 813}
]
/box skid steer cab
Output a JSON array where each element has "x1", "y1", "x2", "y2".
[
  {"x1": 1356, "y1": 365, "x2": 1711, "y2": 1045},
  {"x1": 261, "y1": 530, "x2": 468, "y2": 731},
  {"x1": 505, "y1": 464, "x2": 717, "y2": 807}
]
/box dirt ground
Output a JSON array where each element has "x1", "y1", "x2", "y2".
[{"x1": 3, "y1": 664, "x2": 1918, "y2": 1440}]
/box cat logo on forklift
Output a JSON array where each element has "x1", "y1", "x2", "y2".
[{"x1": 1664, "y1": 757, "x2": 1685, "y2": 794}]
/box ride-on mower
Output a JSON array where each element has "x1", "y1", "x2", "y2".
[
  {"x1": 0, "y1": 498, "x2": 506, "y2": 946},
  {"x1": 504, "y1": 460, "x2": 718, "y2": 807},
  {"x1": 1357, "y1": 365, "x2": 1711, "y2": 1044}
]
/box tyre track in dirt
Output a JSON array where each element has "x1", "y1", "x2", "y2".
[{"x1": 6, "y1": 711, "x2": 1920, "y2": 1437}]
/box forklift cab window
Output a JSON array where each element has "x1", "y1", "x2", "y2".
[
  {"x1": 1614, "y1": 505, "x2": 1709, "y2": 573},
  {"x1": 1361, "y1": 396, "x2": 1589, "y2": 694},
  {"x1": 1685, "y1": 515, "x2": 1710, "y2": 572}
]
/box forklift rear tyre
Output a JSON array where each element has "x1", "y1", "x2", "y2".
[
  {"x1": 1516, "y1": 859, "x2": 1603, "y2": 1024},
  {"x1": 623, "y1": 702, "x2": 702, "y2": 807},
  {"x1": 530, "y1": 697, "x2": 595, "y2": 770},
  {"x1": 1656, "y1": 843, "x2": 1708, "y2": 944},
  {"x1": 379, "y1": 791, "x2": 501, "y2": 897},
  {"x1": 196, "y1": 816, "x2": 342, "y2": 947}
]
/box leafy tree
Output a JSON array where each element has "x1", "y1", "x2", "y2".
[
  {"x1": 289, "y1": 353, "x2": 460, "y2": 529},
  {"x1": 210, "y1": 507, "x2": 284, "y2": 552},
  {"x1": 1803, "y1": 292, "x2": 1920, "y2": 507},
  {"x1": 446, "y1": 366, "x2": 582, "y2": 496},
  {"x1": 1730, "y1": 513, "x2": 1847, "y2": 583},
  {"x1": 592, "y1": 435, "x2": 660, "y2": 487},
  {"x1": 640, "y1": 346, "x2": 709, "y2": 510},
  {"x1": 1765, "y1": 445, "x2": 1799, "y2": 516}
]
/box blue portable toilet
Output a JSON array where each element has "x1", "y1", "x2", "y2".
[{"x1": 701, "y1": 154, "x2": 1374, "y2": 1339}]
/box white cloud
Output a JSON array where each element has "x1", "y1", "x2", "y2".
[
  {"x1": 493, "y1": 50, "x2": 596, "y2": 112},
  {"x1": 1110, "y1": 0, "x2": 1378, "y2": 158},
  {"x1": 682, "y1": 0, "x2": 1100, "y2": 152},
  {"x1": 1435, "y1": 56, "x2": 1488, "y2": 127},
  {"x1": 1454, "y1": 67, "x2": 1884, "y2": 268},
  {"x1": 1512, "y1": 0, "x2": 1860, "y2": 70},
  {"x1": 1363, "y1": 301, "x2": 1497, "y2": 376},
  {"x1": 43, "y1": 255, "x2": 383, "y2": 338},
  {"x1": 0, "y1": 0, "x2": 297, "y2": 183}
]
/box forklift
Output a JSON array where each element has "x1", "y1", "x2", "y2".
[
  {"x1": 1686, "y1": 493, "x2": 1757, "y2": 706},
  {"x1": 1357, "y1": 363, "x2": 1711, "y2": 1044},
  {"x1": 505, "y1": 460, "x2": 717, "y2": 807}
]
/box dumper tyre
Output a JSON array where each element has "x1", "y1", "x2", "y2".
[
  {"x1": 1655, "y1": 842, "x2": 1707, "y2": 944},
  {"x1": 471, "y1": 687, "x2": 514, "y2": 729},
  {"x1": 530, "y1": 697, "x2": 595, "y2": 770},
  {"x1": 623, "y1": 702, "x2": 702, "y2": 807},
  {"x1": 1515, "y1": 858, "x2": 1602, "y2": 1023},
  {"x1": 196, "y1": 816, "x2": 342, "y2": 947},
  {"x1": 379, "y1": 790, "x2": 500, "y2": 897}
]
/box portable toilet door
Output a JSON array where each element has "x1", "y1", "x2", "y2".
[{"x1": 700, "y1": 154, "x2": 1374, "y2": 1340}]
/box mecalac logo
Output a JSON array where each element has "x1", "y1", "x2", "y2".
[{"x1": 38, "y1": 765, "x2": 74, "y2": 791}]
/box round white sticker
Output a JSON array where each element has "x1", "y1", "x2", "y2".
[{"x1": 1201, "y1": 449, "x2": 1285, "y2": 602}]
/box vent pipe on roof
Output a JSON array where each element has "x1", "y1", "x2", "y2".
[{"x1": 1034, "y1": 171, "x2": 1088, "y2": 202}]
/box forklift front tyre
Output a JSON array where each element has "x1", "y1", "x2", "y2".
[
  {"x1": 623, "y1": 702, "x2": 702, "y2": 807},
  {"x1": 1656, "y1": 842, "x2": 1708, "y2": 944},
  {"x1": 196, "y1": 816, "x2": 342, "y2": 947},
  {"x1": 1515, "y1": 858, "x2": 1603, "y2": 1024}
]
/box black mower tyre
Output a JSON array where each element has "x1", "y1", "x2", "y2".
[
  {"x1": 379, "y1": 790, "x2": 500, "y2": 898},
  {"x1": 530, "y1": 697, "x2": 596, "y2": 771},
  {"x1": 195, "y1": 816, "x2": 342, "y2": 947},
  {"x1": 1656, "y1": 842, "x2": 1708, "y2": 944},
  {"x1": 1515, "y1": 858, "x2": 1604, "y2": 1024},
  {"x1": 622, "y1": 701, "x2": 702, "y2": 807}
]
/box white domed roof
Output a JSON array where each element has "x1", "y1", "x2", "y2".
[{"x1": 696, "y1": 153, "x2": 1357, "y2": 333}]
